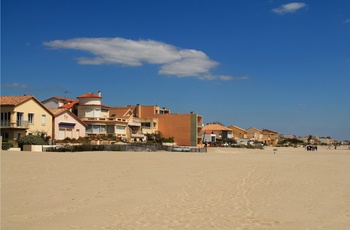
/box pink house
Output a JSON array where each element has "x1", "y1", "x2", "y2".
[{"x1": 49, "y1": 108, "x2": 87, "y2": 140}]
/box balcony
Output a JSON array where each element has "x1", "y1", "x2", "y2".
[
  {"x1": 83, "y1": 117, "x2": 128, "y2": 122},
  {"x1": 1, "y1": 120, "x2": 29, "y2": 129}
]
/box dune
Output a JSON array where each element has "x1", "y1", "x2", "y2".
[{"x1": 1, "y1": 146, "x2": 350, "y2": 229}]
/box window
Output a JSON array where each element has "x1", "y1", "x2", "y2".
[
  {"x1": 42, "y1": 115, "x2": 46, "y2": 125},
  {"x1": 85, "y1": 109, "x2": 101, "y2": 118},
  {"x1": 86, "y1": 125, "x2": 92, "y2": 133},
  {"x1": 28, "y1": 113, "x2": 34, "y2": 124},
  {"x1": 1, "y1": 112, "x2": 11, "y2": 127},
  {"x1": 107, "y1": 125, "x2": 114, "y2": 134},
  {"x1": 141, "y1": 122, "x2": 151, "y2": 129},
  {"x1": 115, "y1": 125, "x2": 125, "y2": 134},
  {"x1": 85, "y1": 109, "x2": 94, "y2": 117},
  {"x1": 17, "y1": 112, "x2": 24, "y2": 126},
  {"x1": 92, "y1": 125, "x2": 100, "y2": 133},
  {"x1": 1, "y1": 132, "x2": 9, "y2": 139},
  {"x1": 86, "y1": 125, "x2": 105, "y2": 134}
]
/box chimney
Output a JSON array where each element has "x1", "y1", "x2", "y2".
[
  {"x1": 136, "y1": 104, "x2": 141, "y2": 118},
  {"x1": 98, "y1": 90, "x2": 101, "y2": 97}
]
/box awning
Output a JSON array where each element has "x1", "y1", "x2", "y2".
[{"x1": 59, "y1": 122, "x2": 76, "y2": 127}]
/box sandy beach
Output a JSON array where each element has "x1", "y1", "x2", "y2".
[{"x1": 1, "y1": 146, "x2": 350, "y2": 229}]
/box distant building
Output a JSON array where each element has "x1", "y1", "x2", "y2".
[
  {"x1": 134, "y1": 105, "x2": 203, "y2": 147},
  {"x1": 203, "y1": 123, "x2": 233, "y2": 143},
  {"x1": 246, "y1": 127, "x2": 263, "y2": 141},
  {"x1": 75, "y1": 91, "x2": 129, "y2": 139},
  {"x1": 318, "y1": 137, "x2": 335, "y2": 145},
  {"x1": 109, "y1": 105, "x2": 146, "y2": 142},
  {"x1": 49, "y1": 108, "x2": 87, "y2": 140},
  {"x1": 301, "y1": 136, "x2": 321, "y2": 145},
  {"x1": 281, "y1": 134, "x2": 297, "y2": 139},
  {"x1": 42, "y1": 96, "x2": 78, "y2": 111},
  {"x1": 262, "y1": 129, "x2": 279, "y2": 146}
]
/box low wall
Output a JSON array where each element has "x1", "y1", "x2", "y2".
[
  {"x1": 23, "y1": 145, "x2": 43, "y2": 152},
  {"x1": 8, "y1": 148, "x2": 21, "y2": 151}
]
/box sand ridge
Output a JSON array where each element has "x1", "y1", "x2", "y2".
[{"x1": 1, "y1": 146, "x2": 350, "y2": 229}]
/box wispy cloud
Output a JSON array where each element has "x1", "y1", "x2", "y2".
[
  {"x1": 344, "y1": 19, "x2": 350, "y2": 24},
  {"x1": 272, "y1": 2, "x2": 308, "y2": 15},
  {"x1": 43, "y1": 37, "x2": 238, "y2": 81},
  {"x1": 1, "y1": 82, "x2": 29, "y2": 89}
]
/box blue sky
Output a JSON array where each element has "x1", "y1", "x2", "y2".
[{"x1": 2, "y1": 0, "x2": 350, "y2": 140}]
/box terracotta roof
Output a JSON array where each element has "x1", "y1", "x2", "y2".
[
  {"x1": 49, "y1": 108, "x2": 69, "y2": 116},
  {"x1": 228, "y1": 125, "x2": 247, "y2": 132},
  {"x1": 77, "y1": 93, "x2": 101, "y2": 99},
  {"x1": 42, "y1": 96, "x2": 76, "y2": 103},
  {"x1": 60, "y1": 100, "x2": 78, "y2": 109},
  {"x1": 0, "y1": 95, "x2": 33, "y2": 106},
  {"x1": 101, "y1": 104, "x2": 111, "y2": 109},
  {"x1": 262, "y1": 129, "x2": 279, "y2": 134},
  {"x1": 41, "y1": 96, "x2": 78, "y2": 109},
  {"x1": 204, "y1": 130, "x2": 214, "y2": 134},
  {"x1": 246, "y1": 127, "x2": 262, "y2": 132},
  {"x1": 203, "y1": 124, "x2": 231, "y2": 131},
  {"x1": 77, "y1": 103, "x2": 110, "y2": 108}
]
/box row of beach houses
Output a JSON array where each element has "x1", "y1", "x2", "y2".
[{"x1": 0, "y1": 91, "x2": 338, "y2": 147}]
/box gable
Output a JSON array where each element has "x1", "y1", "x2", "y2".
[{"x1": 50, "y1": 108, "x2": 87, "y2": 127}]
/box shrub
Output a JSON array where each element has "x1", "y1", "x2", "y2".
[
  {"x1": 162, "y1": 137, "x2": 174, "y2": 143},
  {"x1": 2, "y1": 142, "x2": 13, "y2": 150},
  {"x1": 17, "y1": 135, "x2": 45, "y2": 149}
]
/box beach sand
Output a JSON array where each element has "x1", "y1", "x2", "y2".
[{"x1": 1, "y1": 146, "x2": 350, "y2": 229}]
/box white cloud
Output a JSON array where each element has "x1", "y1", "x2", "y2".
[
  {"x1": 1, "y1": 83, "x2": 29, "y2": 88},
  {"x1": 44, "y1": 37, "x2": 236, "y2": 80},
  {"x1": 344, "y1": 19, "x2": 350, "y2": 24},
  {"x1": 272, "y1": 2, "x2": 308, "y2": 15}
]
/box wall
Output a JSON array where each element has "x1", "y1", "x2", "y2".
[
  {"x1": 157, "y1": 114, "x2": 192, "y2": 146},
  {"x1": 42, "y1": 99, "x2": 59, "y2": 109},
  {"x1": 23, "y1": 145, "x2": 42, "y2": 152},
  {"x1": 229, "y1": 126, "x2": 247, "y2": 138},
  {"x1": 78, "y1": 98, "x2": 101, "y2": 105},
  {"x1": 16, "y1": 99, "x2": 53, "y2": 137},
  {"x1": 54, "y1": 112, "x2": 86, "y2": 140}
]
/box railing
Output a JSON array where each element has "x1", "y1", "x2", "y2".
[
  {"x1": 0, "y1": 120, "x2": 29, "y2": 128},
  {"x1": 84, "y1": 117, "x2": 127, "y2": 122}
]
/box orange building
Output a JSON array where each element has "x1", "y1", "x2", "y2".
[
  {"x1": 228, "y1": 125, "x2": 247, "y2": 139},
  {"x1": 135, "y1": 105, "x2": 203, "y2": 147},
  {"x1": 262, "y1": 129, "x2": 279, "y2": 146}
]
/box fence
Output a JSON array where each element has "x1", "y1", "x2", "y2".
[{"x1": 44, "y1": 143, "x2": 207, "y2": 153}]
